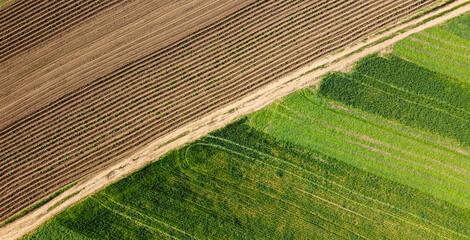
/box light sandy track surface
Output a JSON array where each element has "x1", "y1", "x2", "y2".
[
  {"x1": 1, "y1": 1, "x2": 468, "y2": 239},
  {"x1": 0, "y1": 0, "x2": 439, "y2": 222}
]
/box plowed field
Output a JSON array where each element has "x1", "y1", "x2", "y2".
[
  {"x1": 0, "y1": 0, "x2": 438, "y2": 222},
  {"x1": 0, "y1": 0, "x2": 124, "y2": 62}
]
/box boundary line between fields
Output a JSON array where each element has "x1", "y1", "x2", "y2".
[{"x1": 2, "y1": 1, "x2": 470, "y2": 239}]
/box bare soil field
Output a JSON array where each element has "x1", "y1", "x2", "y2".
[
  {"x1": 0, "y1": 0, "x2": 439, "y2": 222},
  {"x1": 0, "y1": 0, "x2": 254, "y2": 130},
  {"x1": 0, "y1": 0, "x2": 124, "y2": 62}
]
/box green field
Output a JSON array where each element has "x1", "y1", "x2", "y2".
[
  {"x1": 394, "y1": 12, "x2": 470, "y2": 84},
  {"x1": 251, "y1": 89, "x2": 470, "y2": 208},
  {"x1": 318, "y1": 54, "x2": 470, "y2": 147},
  {"x1": 22, "y1": 9, "x2": 470, "y2": 240}
]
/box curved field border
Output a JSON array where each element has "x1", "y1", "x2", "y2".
[{"x1": 0, "y1": 0, "x2": 439, "y2": 221}]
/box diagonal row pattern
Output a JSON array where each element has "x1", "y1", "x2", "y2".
[{"x1": 0, "y1": 0, "x2": 438, "y2": 221}]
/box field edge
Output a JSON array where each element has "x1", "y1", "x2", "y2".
[{"x1": 2, "y1": 1, "x2": 470, "y2": 239}]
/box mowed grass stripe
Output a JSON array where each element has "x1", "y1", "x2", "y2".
[
  {"x1": 278, "y1": 102, "x2": 470, "y2": 185},
  {"x1": 251, "y1": 89, "x2": 470, "y2": 208},
  {"x1": 271, "y1": 103, "x2": 470, "y2": 204},
  {"x1": 396, "y1": 38, "x2": 470, "y2": 72},
  {"x1": 413, "y1": 31, "x2": 470, "y2": 55},
  {"x1": 420, "y1": 27, "x2": 470, "y2": 49},
  {"x1": 394, "y1": 12, "x2": 470, "y2": 84},
  {"x1": 278, "y1": 101, "x2": 470, "y2": 190},
  {"x1": 320, "y1": 55, "x2": 470, "y2": 147},
  {"x1": 394, "y1": 40, "x2": 470, "y2": 81},
  {"x1": 202, "y1": 134, "x2": 461, "y2": 238},
  {"x1": 279, "y1": 90, "x2": 470, "y2": 171}
]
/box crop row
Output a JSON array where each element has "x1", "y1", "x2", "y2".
[
  {"x1": 318, "y1": 55, "x2": 470, "y2": 146},
  {"x1": 0, "y1": 0, "x2": 122, "y2": 62},
  {"x1": 0, "y1": 0, "x2": 429, "y2": 159},
  {"x1": 0, "y1": 0, "x2": 414, "y2": 193},
  {"x1": 0, "y1": 0, "x2": 437, "y2": 221},
  {"x1": 24, "y1": 115, "x2": 470, "y2": 239}
]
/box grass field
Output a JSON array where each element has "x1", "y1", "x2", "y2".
[
  {"x1": 24, "y1": 96, "x2": 470, "y2": 239},
  {"x1": 0, "y1": 0, "x2": 14, "y2": 9},
  {"x1": 250, "y1": 89, "x2": 470, "y2": 208},
  {"x1": 317, "y1": 54, "x2": 470, "y2": 147},
  {"x1": 394, "y1": 12, "x2": 470, "y2": 84}
]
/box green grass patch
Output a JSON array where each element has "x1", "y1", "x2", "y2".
[
  {"x1": 21, "y1": 220, "x2": 92, "y2": 240},
  {"x1": 20, "y1": 11, "x2": 470, "y2": 238},
  {"x1": 440, "y1": 10, "x2": 470, "y2": 41},
  {"x1": 318, "y1": 54, "x2": 470, "y2": 147},
  {"x1": 395, "y1": 11, "x2": 470, "y2": 84},
  {"x1": 252, "y1": 87, "x2": 470, "y2": 209},
  {"x1": 24, "y1": 117, "x2": 470, "y2": 239}
]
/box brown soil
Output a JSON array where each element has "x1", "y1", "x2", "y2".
[
  {"x1": 0, "y1": 1, "x2": 469, "y2": 239},
  {"x1": 0, "y1": 0, "x2": 124, "y2": 62},
  {"x1": 0, "y1": 0, "x2": 441, "y2": 225},
  {"x1": 0, "y1": 0, "x2": 254, "y2": 130}
]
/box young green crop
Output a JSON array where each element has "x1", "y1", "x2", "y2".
[
  {"x1": 24, "y1": 109, "x2": 470, "y2": 239},
  {"x1": 252, "y1": 87, "x2": 470, "y2": 208},
  {"x1": 318, "y1": 54, "x2": 470, "y2": 147},
  {"x1": 394, "y1": 12, "x2": 470, "y2": 84}
]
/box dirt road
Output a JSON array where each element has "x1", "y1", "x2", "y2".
[
  {"x1": 0, "y1": 0, "x2": 438, "y2": 222},
  {"x1": 1, "y1": 0, "x2": 468, "y2": 239}
]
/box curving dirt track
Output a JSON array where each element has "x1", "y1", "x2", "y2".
[{"x1": 0, "y1": 0, "x2": 439, "y2": 222}]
